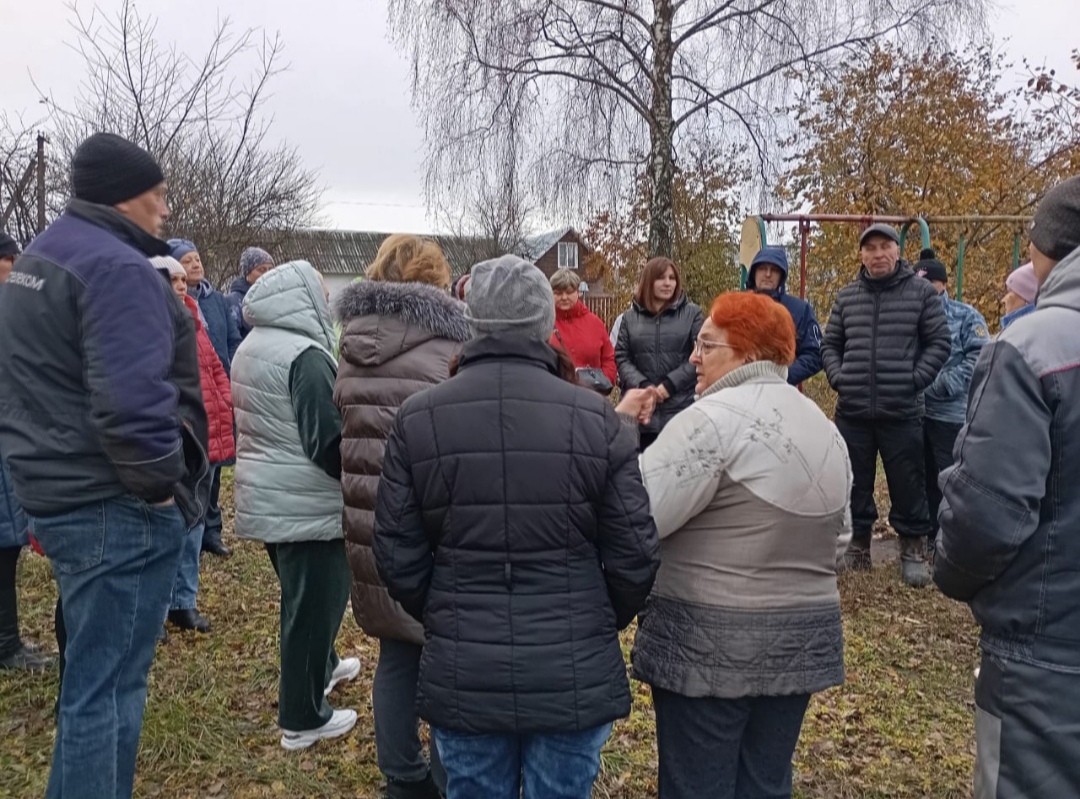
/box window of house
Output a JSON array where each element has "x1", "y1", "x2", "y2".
[{"x1": 558, "y1": 241, "x2": 579, "y2": 270}]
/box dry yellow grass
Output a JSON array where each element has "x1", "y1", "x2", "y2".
[{"x1": 0, "y1": 474, "x2": 979, "y2": 798}]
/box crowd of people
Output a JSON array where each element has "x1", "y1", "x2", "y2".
[{"x1": 0, "y1": 131, "x2": 1077, "y2": 799}]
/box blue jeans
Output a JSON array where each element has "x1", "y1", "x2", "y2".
[
  {"x1": 30, "y1": 495, "x2": 184, "y2": 799},
  {"x1": 433, "y1": 723, "x2": 612, "y2": 799},
  {"x1": 170, "y1": 521, "x2": 203, "y2": 610}
]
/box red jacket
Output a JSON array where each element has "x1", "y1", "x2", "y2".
[
  {"x1": 549, "y1": 301, "x2": 617, "y2": 384},
  {"x1": 183, "y1": 295, "x2": 236, "y2": 465}
]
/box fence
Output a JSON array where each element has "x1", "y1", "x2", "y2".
[{"x1": 584, "y1": 294, "x2": 623, "y2": 329}]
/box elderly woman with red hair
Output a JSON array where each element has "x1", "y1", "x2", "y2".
[{"x1": 620, "y1": 291, "x2": 853, "y2": 799}]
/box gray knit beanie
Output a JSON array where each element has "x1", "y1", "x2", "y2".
[
  {"x1": 465, "y1": 255, "x2": 555, "y2": 342},
  {"x1": 1031, "y1": 176, "x2": 1080, "y2": 262}
]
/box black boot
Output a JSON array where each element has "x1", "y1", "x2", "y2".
[
  {"x1": 201, "y1": 526, "x2": 232, "y2": 558},
  {"x1": 168, "y1": 608, "x2": 211, "y2": 633},
  {"x1": 0, "y1": 584, "x2": 52, "y2": 672},
  {"x1": 385, "y1": 773, "x2": 442, "y2": 799}
]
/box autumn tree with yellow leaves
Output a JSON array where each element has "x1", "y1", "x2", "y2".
[
  {"x1": 585, "y1": 148, "x2": 747, "y2": 321},
  {"x1": 779, "y1": 45, "x2": 1080, "y2": 333}
]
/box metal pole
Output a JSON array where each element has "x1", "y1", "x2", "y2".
[
  {"x1": 917, "y1": 218, "x2": 931, "y2": 249},
  {"x1": 956, "y1": 233, "x2": 966, "y2": 302},
  {"x1": 36, "y1": 134, "x2": 46, "y2": 234},
  {"x1": 799, "y1": 219, "x2": 809, "y2": 301},
  {"x1": 758, "y1": 213, "x2": 1033, "y2": 225}
]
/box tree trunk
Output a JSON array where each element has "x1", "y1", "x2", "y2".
[{"x1": 647, "y1": 0, "x2": 676, "y2": 259}]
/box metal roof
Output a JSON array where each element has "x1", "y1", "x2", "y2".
[
  {"x1": 255, "y1": 226, "x2": 591, "y2": 278},
  {"x1": 519, "y1": 227, "x2": 574, "y2": 261},
  {"x1": 264, "y1": 229, "x2": 490, "y2": 277}
]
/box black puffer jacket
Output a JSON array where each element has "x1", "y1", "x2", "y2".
[
  {"x1": 374, "y1": 335, "x2": 660, "y2": 734},
  {"x1": 821, "y1": 264, "x2": 950, "y2": 420},
  {"x1": 615, "y1": 293, "x2": 704, "y2": 434}
]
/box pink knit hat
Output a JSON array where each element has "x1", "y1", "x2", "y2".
[{"x1": 1005, "y1": 262, "x2": 1038, "y2": 304}]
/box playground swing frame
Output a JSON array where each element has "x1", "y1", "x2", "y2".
[{"x1": 739, "y1": 213, "x2": 1034, "y2": 302}]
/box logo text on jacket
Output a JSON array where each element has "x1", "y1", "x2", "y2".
[{"x1": 8, "y1": 273, "x2": 45, "y2": 292}]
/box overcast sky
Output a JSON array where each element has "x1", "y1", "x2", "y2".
[{"x1": 5, "y1": 0, "x2": 1078, "y2": 234}]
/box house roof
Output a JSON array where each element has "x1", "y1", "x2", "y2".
[
  {"x1": 255, "y1": 226, "x2": 591, "y2": 279},
  {"x1": 519, "y1": 226, "x2": 604, "y2": 262},
  {"x1": 264, "y1": 229, "x2": 489, "y2": 277}
]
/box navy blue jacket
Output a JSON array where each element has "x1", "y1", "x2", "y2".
[
  {"x1": 0, "y1": 200, "x2": 210, "y2": 528},
  {"x1": 227, "y1": 276, "x2": 253, "y2": 340},
  {"x1": 747, "y1": 247, "x2": 823, "y2": 385},
  {"x1": 191, "y1": 280, "x2": 241, "y2": 374},
  {"x1": 924, "y1": 292, "x2": 989, "y2": 424}
]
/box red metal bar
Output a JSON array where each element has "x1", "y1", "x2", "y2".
[
  {"x1": 799, "y1": 219, "x2": 809, "y2": 301},
  {"x1": 759, "y1": 213, "x2": 1032, "y2": 225},
  {"x1": 760, "y1": 213, "x2": 916, "y2": 224}
]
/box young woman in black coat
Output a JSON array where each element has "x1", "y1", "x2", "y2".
[{"x1": 615, "y1": 258, "x2": 705, "y2": 449}]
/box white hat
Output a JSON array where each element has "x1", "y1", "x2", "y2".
[{"x1": 149, "y1": 255, "x2": 187, "y2": 279}]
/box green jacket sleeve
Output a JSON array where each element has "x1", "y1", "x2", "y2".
[{"x1": 288, "y1": 347, "x2": 343, "y2": 480}]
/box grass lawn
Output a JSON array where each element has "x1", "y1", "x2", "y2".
[{"x1": 0, "y1": 474, "x2": 979, "y2": 798}]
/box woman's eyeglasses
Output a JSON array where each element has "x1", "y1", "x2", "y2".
[{"x1": 693, "y1": 337, "x2": 738, "y2": 356}]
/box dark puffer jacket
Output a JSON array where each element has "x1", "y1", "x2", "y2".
[
  {"x1": 821, "y1": 264, "x2": 950, "y2": 420},
  {"x1": 374, "y1": 335, "x2": 660, "y2": 734},
  {"x1": 227, "y1": 276, "x2": 253, "y2": 340},
  {"x1": 191, "y1": 280, "x2": 241, "y2": 375},
  {"x1": 615, "y1": 293, "x2": 704, "y2": 434},
  {"x1": 333, "y1": 280, "x2": 471, "y2": 646}
]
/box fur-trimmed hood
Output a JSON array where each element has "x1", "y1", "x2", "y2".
[{"x1": 335, "y1": 279, "x2": 471, "y2": 368}]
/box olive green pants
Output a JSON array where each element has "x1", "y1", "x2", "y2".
[{"x1": 265, "y1": 539, "x2": 350, "y2": 731}]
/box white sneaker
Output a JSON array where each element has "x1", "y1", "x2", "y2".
[
  {"x1": 324, "y1": 657, "x2": 361, "y2": 696},
  {"x1": 280, "y1": 709, "x2": 357, "y2": 751}
]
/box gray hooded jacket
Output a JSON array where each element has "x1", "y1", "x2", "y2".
[{"x1": 935, "y1": 244, "x2": 1080, "y2": 671}]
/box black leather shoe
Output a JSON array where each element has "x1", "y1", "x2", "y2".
[
  {"x1": 0, "y1": 643, "x2": 54, "y2": 672},
  {"x1": 201, "y1": 529, "x2": 232, "y2": 558},
  {"x1": 168, "y1": 609, "x2": 211, "y2": 633}
]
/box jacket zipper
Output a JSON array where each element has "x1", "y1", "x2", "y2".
[
  {"x1": 654, "y1": 314, "x2": 661, "y2": 382},
  {"x1": 870, "y1": 291, "x2": 881, "y2": 416}
]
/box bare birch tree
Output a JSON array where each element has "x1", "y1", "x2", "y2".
[
  {"x1": 36, "y1": 0, "x2": 321, "y2": 286},
  {"x1": 389, "y1": 0, "x2": 988, "y2": 258}
]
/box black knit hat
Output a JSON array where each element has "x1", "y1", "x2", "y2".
[
  {"x1": 1031, "y1": 176, "x2": 1080, "y2": 262},
  {"x1": 915, "y1": 248, "x2": 948, "y2": 283},
  {"x1": 0, "y1": 232, "x2": 18, "y2": 259},
  {"x1": 71, "y1": 133, "x2": 165, "y2": 206}
]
